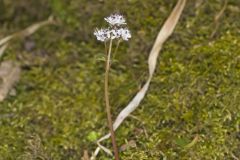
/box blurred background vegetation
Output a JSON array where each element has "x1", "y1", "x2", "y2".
[{"x1": 0, "y1": 0, "x2": 239, "y2": 159}]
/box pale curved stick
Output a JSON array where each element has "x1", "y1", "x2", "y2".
[
  {"x1": 0, "y1": 44, "x2": 8, "y2": 58},
  {"x1": 91, "y1": 0, "x2": 187, "y2": 159},
  {"x1": 0, "y1": 16, "x2": 54, "y2": 57}
]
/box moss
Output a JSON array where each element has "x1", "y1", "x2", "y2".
[{"x1": 0, "y1": 0, "x2": 239, "y2": 159}]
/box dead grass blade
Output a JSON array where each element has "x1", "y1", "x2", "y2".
[
  {"x1": 0, "y1": 61, "x2": 21, "y2": 101},
  {"x1": 210, "y1": 0, "x2": 228, "y2": 38},
  {"x1": 90, "y1": 0, "x2": 187, "y2": 159},
  {"x1": 184, "y1": 135, "x2": 199, "y2": 149},
  {"x1": 0, "y1": 16, "x2": 55, "y2": 57},
  {"x1": 0, "y1": 44, "x2": 8, "y2": 58}
]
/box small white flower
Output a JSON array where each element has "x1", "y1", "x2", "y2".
[
  {"x1": 94, "y1": 14, "x2": 131, "y2": 42},
  {"x1": 104, "y1": 14, "x2": 126, "y2": 26},
  {"x1": 110, "y1": 29, "x2": 120, "y2": 39},
  {"x1": 94, "y1": 28, "x2": 131, "y2": 42},
  {"x1": 118, "y1": 28, "x2": 131, "y2": 41},
  {"x1": 94, "y1": 28, "x2": 109, "y2": 42}
]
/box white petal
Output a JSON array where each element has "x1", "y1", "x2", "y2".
[{"x1": 104, "y1": 14, "x2": 126, "y2": 26}]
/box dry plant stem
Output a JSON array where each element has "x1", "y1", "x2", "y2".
[
  {"x1": 104, "y1": 41, "x2": 108, "y2": 55},
  {"x1": 104, "y1": 39, "x2": 120, "y2": 160},
  {"x1": 112, "y1": 40, "x2": 121, "y2": 61},
  {"x1": 210, "y1": 0, "x2": 228, "y2": 38}
]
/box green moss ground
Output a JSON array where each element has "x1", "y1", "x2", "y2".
[{"x1": 0, "y1": 0, "x2": 239, "y2": 159}]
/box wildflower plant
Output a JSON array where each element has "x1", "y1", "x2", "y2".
[
  {"x1": 94, "y1": 13, "x2": 131, "y2": 160},
  {"x1": 91, "y1": 2, "x2": 186, "y2": 159}
]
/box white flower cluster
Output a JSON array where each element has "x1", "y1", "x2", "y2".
[
  {"x1": 94, "y1": 14, "x2": 131, "y2": 42},
  {"x1": 104, "y1": 14, "x2": 126, "y2": 26}
]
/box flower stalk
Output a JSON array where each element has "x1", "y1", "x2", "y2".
[
  {"x1": 94, "y1": 13, "x2": 131, "y2": 159},
  {"x1": 104, "y1": 38, "x2": 119, "y2": 160}
]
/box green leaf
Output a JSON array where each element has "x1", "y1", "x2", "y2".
[{"x1": 87, "y1": 131, "x2": 100, "y2": 142}]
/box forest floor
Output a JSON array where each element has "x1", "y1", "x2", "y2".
[{"x1": 0, "y1": 0, "x2": 239, "y2": 159}]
